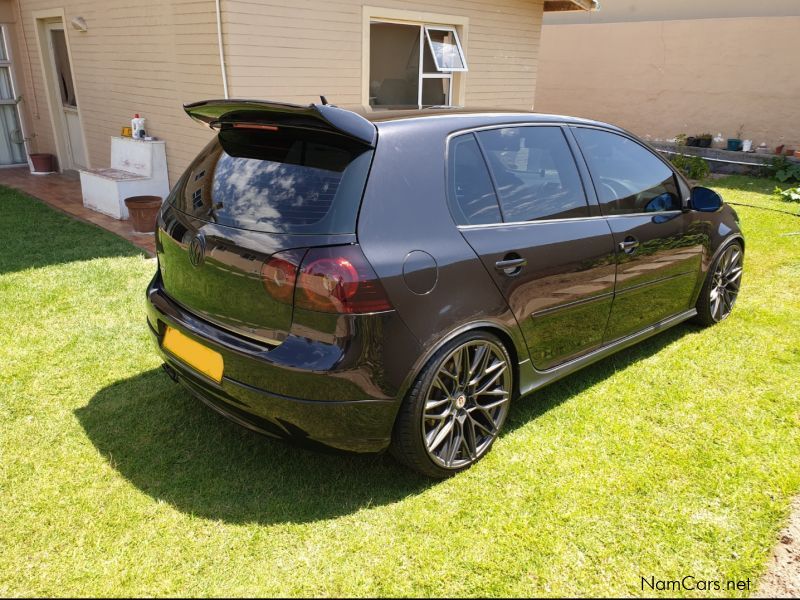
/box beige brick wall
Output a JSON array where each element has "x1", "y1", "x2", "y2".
[{"x1": 536, "y1": 16, "x2": 800, "y2": 148}]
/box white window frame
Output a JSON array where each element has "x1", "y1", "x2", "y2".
[
  {"x1": 423, "y1": 25, "x2": 468, "y2": 72},
  {"x1": 362, "y1": 7, "x2": 469, "y2": 110}
]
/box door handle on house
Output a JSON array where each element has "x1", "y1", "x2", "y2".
[
  {"x1": 495, "y1": 255, "x2": 527, "y2": 276},
  {"x1": 618, "y1": 237, "x2": 640, "y2": 254}
]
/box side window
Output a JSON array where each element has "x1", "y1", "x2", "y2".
[
  {"x1": 476, "y1": 126, "x2": 588, "y2": 221},
  {"x1": 573, "y1": 128, "x2": 681, "y2": 215},
  {"x1": 447, "y1": 134, "x2": 502, "y2": 225}
]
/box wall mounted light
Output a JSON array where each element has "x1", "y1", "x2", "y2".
[{"x1": 70, "y1": 16, "x2": 88, "y2": 32}]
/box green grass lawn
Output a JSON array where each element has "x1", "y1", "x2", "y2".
[{"x1": 1, "y1": 177, "x2": 798, "y2": 597}]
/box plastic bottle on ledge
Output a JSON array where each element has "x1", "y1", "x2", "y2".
[{"x1": 131, "y1": 114, "x2": 146, "y2": 140}]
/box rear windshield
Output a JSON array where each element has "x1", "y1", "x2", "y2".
[{"x1": 169, "y1": 127, "x2": 373, "y2": 234}]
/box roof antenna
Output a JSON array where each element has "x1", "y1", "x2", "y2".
[{"x1": 320, "y1": 95, "x2": 329, "y2": 105}]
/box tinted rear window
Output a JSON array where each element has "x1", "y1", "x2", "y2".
[{"x1": 169, "y1": 127, "x2": 373, "y2": 234}]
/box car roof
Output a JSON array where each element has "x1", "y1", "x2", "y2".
[{"x1": 350, "y1": 106, "x2": 622, "y2": 132}]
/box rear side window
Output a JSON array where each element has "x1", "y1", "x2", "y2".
[
  {"x1": 476, "y1": 126, "x2": 588, "y2": 222},
  {"x1": 447, "y1": 134, "x2": 502, "y2": 225},
  {"x1": 573, "y1": 127, "x2": 681, "y2": 215},
  {"x1": 169, "y1": 127, "x2": 373, "y2": 234}
]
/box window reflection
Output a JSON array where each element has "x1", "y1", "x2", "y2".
[
  {"x1": 170, "y1": 129, "x2": 371, "y2": 234},
  {"x1": 574, "y1": 128, "x2": 681, "y2": 215}
]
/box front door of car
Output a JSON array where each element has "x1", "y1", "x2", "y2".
[
  {"x1": 571, "y1": 127, "x2": 705, "y2": 342},
  {"x1": 449, "y1": 125, "x2": 617, "y2": 371}
]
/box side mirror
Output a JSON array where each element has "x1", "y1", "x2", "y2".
[{"x1": 689, "y1": 187, "x2": 723, "y2": 212}]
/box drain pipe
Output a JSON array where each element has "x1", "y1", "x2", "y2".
[{"x1": 215, "y1": 0, "x2": 229, "y2": 98}]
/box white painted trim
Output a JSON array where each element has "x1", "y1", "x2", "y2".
[{"x1": 423, "y1": 25, "x2": 468, "y2": 72}]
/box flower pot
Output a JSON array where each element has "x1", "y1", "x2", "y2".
[
  {"x1": 699, "y1": 138, "x2": 712, "y2": 148},
  {"x1": 686, "y1": 137, "x2": 697, "y2": 147},
  {"x1": 775, "y1": 145, "x2": 785, "y2": 155},
  {"x1": 124, "y1": 195, "x2": 162, "y2": 233},
  {"x1": 29, "y1": 153, "x2": 55, "y2": 174},
  {"x1": 795, "y1": 150, "x2": 800, "y2": 159},
  {"x1": 727, "y1": 138, "x2": 742, "y2": 151},
  {"x1": 784, "y1": 148, "x2": 795, "y2": 157}
]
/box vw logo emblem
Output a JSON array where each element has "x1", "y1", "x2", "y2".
[{"x1": 188, "y1": 234, "x2": 206, "y2": 268}]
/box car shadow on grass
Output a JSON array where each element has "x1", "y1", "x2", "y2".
[
  {"x1": 76, "y1": 323, "x2": 694, "y2": 525},
  {"x1": 506, "y1": 323, "x2": 693, "y2": 432},
  {"x1": 75, "y1": 367, "x2": 433, "y2": 525}
]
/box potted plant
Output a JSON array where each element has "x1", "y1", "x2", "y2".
[
  {"x1": 698, "y1": 133, "x2": 713, "y2": 148},
  {"x1": 727, "y1": 125, "x2": 744, "y2": 151},
  {"x1": 675, "y1": 133, "x2": 687, "y2": 147},
  {"x1": 29, "y1": 153, "x2": 56, "y2": 174},
  {"x1": 686, "y1": 135, "x2": 697, "y2": 147}
]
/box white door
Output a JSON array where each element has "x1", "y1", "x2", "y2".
[
  {"x1": 45, "y1": 23, "x2": 87, "y2": 170},
  {"x1": 0, "y1": 26, "x2": 26, "y2": 165}
]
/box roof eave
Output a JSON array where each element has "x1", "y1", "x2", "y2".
[{"x1": 543, "y1": 0, "x2": 598, "y2": 12}]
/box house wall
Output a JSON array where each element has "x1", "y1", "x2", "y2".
[
  {"x1": 535, "y1": 16, "x2": 800, "y2": 148},
  {"x1": 544, "y1": 0, "x2": 800, "y2": 24},
  {"x1": 7, "y1": 0, "x2": 544, "y2": 186},
  {"x1": 222, "y1": 0, "x2": 543, "y2": 110},
  {"x1": 8, "y1": 0, "x2": 224, "y2": 185}
]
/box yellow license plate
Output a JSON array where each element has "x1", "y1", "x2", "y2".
[{"x1": 162, "y1": 327, "x2": 224, "y2": 383}]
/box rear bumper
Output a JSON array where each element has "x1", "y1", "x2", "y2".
[{"x1": 146, "y1": 275, "x2": 417, "y2": 453}]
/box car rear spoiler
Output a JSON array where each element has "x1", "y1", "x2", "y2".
[{"x1": 183, "y1": 99, "x2": 377, "y2": 147}]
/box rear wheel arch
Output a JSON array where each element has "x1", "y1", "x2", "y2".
[{"x1": 397, "y1": 321, "x2": 522, "y2": 405}]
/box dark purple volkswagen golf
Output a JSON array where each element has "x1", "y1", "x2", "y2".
[{"x1": 146, "y1": 100, "x2": 744, "y2": 477}]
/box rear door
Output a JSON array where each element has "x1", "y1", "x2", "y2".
[
  {"x1": 451, "y1": 125, "x2": 617, "y2": 371},
  {"x1": 571, "y1": 127, "x2": 704, "y2": 342}
]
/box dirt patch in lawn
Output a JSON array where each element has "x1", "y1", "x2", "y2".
[{"x1": 756, "y1": 496, "x2": 800, "y2": 597}]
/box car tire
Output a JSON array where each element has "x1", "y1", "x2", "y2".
[
  {"x1": 693, "y1": 240, "x2": 744, "y2": 327},
  {"x1": 390, "y1": 330, "x2": 514, "y2": 478}
]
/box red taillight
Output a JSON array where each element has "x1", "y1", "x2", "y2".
[
  {"x1": 260, "y1": 249, "x2": 304, "y2": 304},
  {"x1": 296, "y1": 246, "x2": 392, "y2": 314}
]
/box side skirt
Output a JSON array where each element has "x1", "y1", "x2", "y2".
[{"x1": 517, "y1": 308, "x2": 697, "y2": 397}]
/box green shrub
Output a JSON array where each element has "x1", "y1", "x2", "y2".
[
  {"x1": 774, "y1": 186, "x2": 800, "y2": 202},
  {"x1": 767, "y1": 156, "x2": 800, "y2": 183},
  {"x1": 670, "y1": 154, "x2": 711, "y2": 180}
]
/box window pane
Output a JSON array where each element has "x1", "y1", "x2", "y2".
[
  {"x1": 0, "y1": 67, "x2": 13, "y2": 100},
  {"x1": 574, "y1": 128, "x2": 681, "y2": 214},
  {"x1": 0, "y1": 104, "x2": 25, "y2": 164},
  {"x1": 369, "y1": 23, "x2": 419, "y2": 108},
  {"x1": 421, "y1": 78, "x2": 449, "y2": 107},
  {"x1": 170, "y1": 128, "x2": 373, "y2": 234},
  {"x1": 448, "y1": 134, "x2": 502, "y2": 225},
  {"x1": 424, "y1": 28, "x2": 466, "y2": 71},
  {"x1": 0, "y1": 28, "x2": 7, "y2": 61},
  {"x1": 476, "y1": 127, "x2": 588, "y2": 221}
]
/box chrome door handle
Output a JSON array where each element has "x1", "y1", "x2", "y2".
[
  {"x1": 495, "y1": 256, "x2": 527, "y2": 276},
  {"x1": 618, "y1": 237, "x2": 640, "y2": 254}
]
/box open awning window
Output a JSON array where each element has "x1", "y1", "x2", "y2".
[{"x1": 423, "y1": 26, "x2": 467, "y2": 72}]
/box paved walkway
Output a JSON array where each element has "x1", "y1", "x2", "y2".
[{"x1": 0, "y1": 167, "x2": 156, "y2": 255}]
